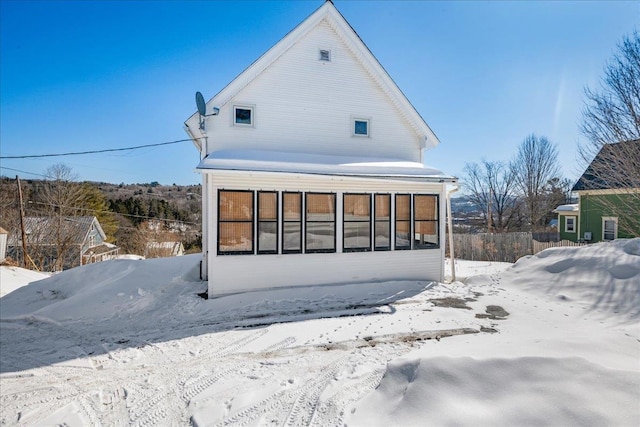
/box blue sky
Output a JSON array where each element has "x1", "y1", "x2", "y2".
[{"x1": 1, "y1": 0, "x2": 637, "y2": 186}]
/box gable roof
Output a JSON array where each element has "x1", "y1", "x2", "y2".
[
  {"x1": 8, "y1": 216, "x2": 105, "y2": 246},
  {"x1": 572, "y1": 139, "x2": 640, "y2": 191},
  {"x1": 185, "y1": 1, "x2": 439, "y2": 152}
]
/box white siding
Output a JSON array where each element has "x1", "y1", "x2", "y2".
[
  {"x1": 205, "y1": 170, "x2": 446, "y2": 296},
  {"x1": 202, "y1": 20, "x2": 421, "y2": 162}
]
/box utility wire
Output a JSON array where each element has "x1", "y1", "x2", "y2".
[
  {"x1": 26, "y1": 200, "x2": 201, "y2": 226},
  {"x1": 0, "y1": 138, "x2": 201, "y2": 159},
  {"x1": 0, "y1": 166, "x2": 52, "y2": 178}
]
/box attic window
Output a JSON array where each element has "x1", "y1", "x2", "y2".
[
  {"x1": 353, "y1": 119, "x2": 370, "y2": 137},
  {"x1": 319, "y1": 49, "x2": 331, "y2": 62},
  {"x1": 234, "y1": 106, "x2": 253, "y2": 127}
]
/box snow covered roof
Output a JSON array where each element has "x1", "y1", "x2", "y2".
[
  {"x1": 196, "y1": 150, "x2": 457, "y2": 182},
  {"x1": 553, "y1": 204, "x2": 579, "y2": 213}
]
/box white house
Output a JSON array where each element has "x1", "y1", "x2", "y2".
[{"x1": 184, "y1": 1, "x2": 457, "y2": 297}]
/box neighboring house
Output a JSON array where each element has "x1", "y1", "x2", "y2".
[
  {"x1": 184, "y1": 1, "x2": 457, "y2": 297},
  {"x1": 0, "y1": 226, "x2": 7, "y2": 263},
  {"x1": 563, "y1": 140, "x2": 640, "y2": 243},
  {"x1": 552, "y1": 204, "x2": 579, "y2": 241},
  {"x1": 7, "y1": 216, "x2": 118, "y2": 271},
  {"x1": 144, "y1": 241, "x2": 185, "y2": 258}
]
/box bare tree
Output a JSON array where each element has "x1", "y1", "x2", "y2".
[
  {"x1": 462, "y1": 160, "x2": 519, "y2": 232},
  {"x1": 32, "y1": 164, "x2": 86, "y2": 270},
  {"x1": 579, "y1": 31, "x2": 640, "y2": 236},
  {"x1": 511, "y1": 134, "x2": 562, "y2": 231},
  {"x1": 581, "y1": 31, "x2": 640, "y2": 151}
]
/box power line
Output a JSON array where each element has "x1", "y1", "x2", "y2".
[
  {"x1": 26, "y1": 200, "x2": 200, "y2": 226},
  {"x1": 0, "y1": 166, "x2": 51, "y2": 178},
  {"x1": 0, "y1": 138, "x2": 201, "y2": 160}
]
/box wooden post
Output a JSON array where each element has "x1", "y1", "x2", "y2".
[{"x1": 16, "y1": 175, "x2": 29, "y2": 268}]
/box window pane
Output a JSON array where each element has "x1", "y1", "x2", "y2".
[
  {"x1": 219, "y1": 223, "x2": 252, "y2": 252},
  {"x1": 258, "y1": 222, "x2": 277, "y2": 252},
  {"x1": 259, "y1": 192, "x2": 277, "y2": 220},
  {"x1": 220, "y1": 191, "x2": 253, "y2": 220},
  {"x1": 375, "y1": 222, "x2": 390, "y2": 249},
  {"x1": 396, "y1": 195, "x2": 410, "y2": 220},
  {"x1": 344, "y1": 194, "x2": 370, "y2": 221},
  {"x1": 414, "y1": 195, "x2": 437, "y2": 220},
  {"x1": 307, "y1": 194, "x2": 335, "y2": 217},
  {"x1": 375, "y1": 194, "x2": 390, "y2": 219},
  {"x1": 395, "y1": 223, "x2": 410, "y2": 249},
  {"x1": 344, "y1": 222, "x2": 371, "y2": 249},
  {"x1": 355, "y1": 120, "x2": 368, "y2": 135},
  {"x1": 306, "y1": 223, "x2": 335, "y2": 251},
  {"x1": 283, "y1": 222, "x2": 301, "y2": 252},
  {"x1": 235, "y1": 108, "x2": 252, "y2": 124},
  {"x1": 283, "y1": 193, "x2": 301, "y2": 220}
]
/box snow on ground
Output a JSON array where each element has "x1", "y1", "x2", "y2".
[
  {"x1": 0, "y1": 240, "x2": 638, "y2": 426},
  {"x1": 0, "y1": 266, "x2": 49, "y2": 297}
]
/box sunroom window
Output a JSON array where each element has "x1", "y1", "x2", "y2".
[
  {"x1": 283, "y1": 192, "x2": 302, "y2": 253},
  {"x1": 374, "y1": 194, "x2": 391, "y2": 251},
  {"x1": 413, "y1": 195, "x2": 438, "y2": 248},
  {"x1": 395, "y1": 194, "x2": 411, "y2": 250},
  {"x1": 305, "y1": 193, "x2": 336, "y2": 253},
  {"x1": 218, "y1": 190, "x2": 253, "y2": 254},
  {"x1": 343, "y1": 194, "x2": 371, "y2": 252},
  {"x1": 257, "y1": 191, "x2": 278, "y2": 254}
]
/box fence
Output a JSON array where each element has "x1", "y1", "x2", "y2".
[
  {"x1": 532, "y1": 239, "x2": 586, "y2": 253},
  {"x1": 447, "y1": 232, "x2": 586, "y2": 263}
]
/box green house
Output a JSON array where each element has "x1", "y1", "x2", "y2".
[{"x1": 566, "y1": 140, "x2": 640, "y2": 243}]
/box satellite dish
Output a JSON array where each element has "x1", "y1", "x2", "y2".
[{"x1": 195, "y1": 91, "x2": 206, "y2": 116}]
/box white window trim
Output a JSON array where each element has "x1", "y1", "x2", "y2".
[
  {"x1": 565, "y1": 216, "x2": 576, "y2": 233},
  {"x1": 602, "y1": 216, "x2": 618, "y2": 241},
  {"x1": 352, "y1": 117, "x2": 371, "y2": 137},
  {"x1": 233, "y1": 104, "x2": 255, "y2": 128}
]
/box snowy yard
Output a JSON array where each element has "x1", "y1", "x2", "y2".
[{"x1": 0, "y1": 239, "x2": 638, "y2": 426}]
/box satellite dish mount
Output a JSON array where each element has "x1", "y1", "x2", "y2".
[{"x1": 195, "y1": 91, "x2": 219, "y2": 130}]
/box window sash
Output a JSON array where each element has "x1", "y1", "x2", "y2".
[
  {"x1": 374, "y1": 194, "x2": 391, "y2": 250},
  {"x1": 218, "y1": 190, "x2": 253, "y2": 254},
  {"x1": 306, "y1": 193, "x2": 336, "y2": 253},
  {"x1": 603, "y1": 218, "x2": 617, "y2": 241},
  {"x1": 343, "y1": 194, "x2": 372, "y2": 252},
  {"x1": 395, "y1": 194, "x2": 411, "y2": 249},
  {"x1": 257, "y1": 191, "x2": 278, "y2": 254},
  {"x1": 565, "y1": 216, "x2": 576, "y2": 233},
  {"x1": 413, "y1": 195, "x2": 439, "y2": 249},
  {"x1": 282, "y1": 192, "x2": 302, "y2": 253}
]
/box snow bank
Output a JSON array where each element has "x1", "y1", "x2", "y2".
[
  {"x1": 0, "y1": 266, "x2": 50, "y2": 297},
  {"x1": 349, "y1": 239, "x2": 640, "y2": 427},
  {"x1": 499, "y1": 238, "x2": 640, "y2": 324},
  {"x1": 0, "y1": 255, "x2": 202, "y2": 322},
  {"x1": 351, "y1": 356, "x2": 639, "y2": 427}
]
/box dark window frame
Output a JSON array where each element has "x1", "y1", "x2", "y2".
[
  {"x1": 374, "y1": 193, "x2": 391, "y2": 251},
  {"x1": 257, "y1": 191, "x2": 278, "y2": 254},
  {"x1": 282, "y1": 191, "x2": 303, "y2": 254},
  {"x1": 394, "y1": 193, "x2": 411, "y2": 250},
  {"x1": 305, "y1": 192, "x2": 337, "y2": 254},
  {"x1": 343, "y1": 193, "x2": 372, "y2": 253},
  {"x1": 217, "y1": 189, "x2": 254, "y2": 255},
  {"x1": 413, "y1": 194, "x2": 440, "y2": 249}
]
